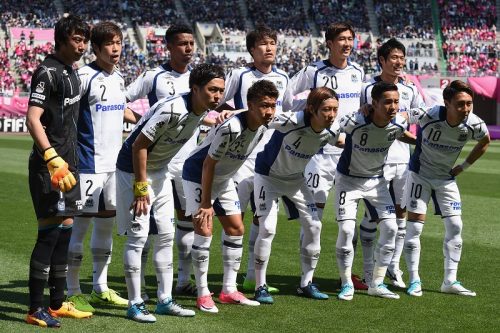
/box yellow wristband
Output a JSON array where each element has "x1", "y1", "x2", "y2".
[
  {"x1": 43, "y1": 147, "x2": 58, "y2": 162},
  {"x1": 134, "y1": 181, "x2": 149, "y2": 197}
]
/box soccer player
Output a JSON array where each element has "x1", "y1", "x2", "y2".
[
  {"x1": 335, "y1": 82, "x2": 414, "y2": 301},
  {"x1": 66, "y1": 21, "x2": 139, "y2": 312},
  {"x1": 25, "y1": 15, "x2": 92, "y2": 328},
  {"x1": 285, "y1": 21, "x2": 366, "y2": 289},
  {"x1": 182, "y1": 80, "x2": 278, "y2": 313},
  {"x1": 126, "y1": 24, "x2": 197, "y2": 299},
  {"x1": 115, "y1": 64, "x2": 225, "y2": 322},
  {"x1": 403, "y1": 80, "x2": 490, "y2": 297},
  {"x1": 358, "y1": 38, "x2": 423, "y2": 288},
  {"x1": 253, "y1": 87, "x2": 342, "y2": 304},
  {"x1": 216, "y1": 25, "x2": 290, "y2": 293}
]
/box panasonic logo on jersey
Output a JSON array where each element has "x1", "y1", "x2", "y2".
[
  {"x1": 64, "y1": 95, "x2": 81, "y2": 106},
  {"x1": 337, "y1": 92, "x2": 361, "y2": 99},
  {"x1": 96, "y1": 103, "x2": 125, "y2": 112}
]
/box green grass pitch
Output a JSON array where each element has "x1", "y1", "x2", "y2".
[{"x1": 0, "y1": 134, "x2": 499, "y2": 332}]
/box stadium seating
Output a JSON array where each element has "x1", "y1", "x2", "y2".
[{"x1": 310, "y1": 0, "x2": 370, "y2": 32}]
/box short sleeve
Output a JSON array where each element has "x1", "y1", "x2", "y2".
[
  {"x1": 28, "y1": 66, "x2": 55, "y2": 109},
  {"x1": 219, "y1": 68, "x2": 240, "y2": 105},
  {"x1": 126, "y1": 70, "x2": 153, "y2": 102},
  {"x1": 141, "y1": 101, "x2": 175, "y2": 141},
  {"x1": 208, "y1": 122, "x2": 236, "y2": 160}
]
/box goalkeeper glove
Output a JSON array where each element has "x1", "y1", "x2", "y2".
[{"x1": 43, "y1": 147, "x2": 77, "y2": 192}]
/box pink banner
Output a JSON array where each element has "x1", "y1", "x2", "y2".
[
  {"x1": 467, "y1": 77, "x2": 500, "y2": 103},
  {"x1": 9, "y1": 27, "x2": 54, "y2": 42}
]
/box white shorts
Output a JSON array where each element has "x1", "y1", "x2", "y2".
[
  {"x1": 183, "y1": 178, "x2": 241, "y2": 217},
  {"x1": 384, "y1": 163, "x2": 409, "y2": 206},
  {"x1": 116, "y1": 168, "x2": 175, "y2": 237},
  {"x1": 170, "y1": 168, "x2": 186, "y2": 211},
  {"x1": 402, "y1": 171, "x2": 462, "y2": 217},
  {"x1": 254, "y1": 174, "x2": 318, "y2": 221},
  {"x1": 304, "y1": 153, "x2": 339, "y2": 203},
  {"x1": 79, "y1": 172, "x2": 116, "y2": 213},
  {"x1": 335, "y1": 173, "x2": 395, "y2": 221}
]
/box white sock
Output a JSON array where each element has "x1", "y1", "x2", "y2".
[
  {"x1": 91, "y1": 217, "x2": 114, "y2": 293},
  {"x1": 299, "y1": 216, "x2": 322, "y2": 287},
  {"x1": 316, "y1": 207, "x2": 324, "y2": 220},
  {"x1": 175, "y1": 219, "x2": 194, "y2": 287},
  {"x1": 336, "y1": 220, "x2": 356, "y2": 286},
  {"x1": 245, "y1": 222, "x2": 259, "y2": 281},
  {"x1": 254, "y1": 213, "x2": 277, "y2": 289},
  {"x1": 443, "y1": 216, "x2": 463, "y2": 284},
  {"x1": 222, "y1": 234, "x2": 243, "y2": 293},
  {"x1": 372, "y1": 218, "x2": 397, "y2": 286},
  {"x1": 140, "y1": 234, "x2": 154, "y2": 296},
  {"x1": 67, "y1": 216, "x2": 92, "y2": 296},
  {"x1": 191, "y1": 234, "x2": 212, "y2": 297},
  {"x1": 124, "y1": 235, "x2": 147, "y2": 306},
  {"x1": 389, "y1": 218, "x2": 406, "y2": 272},
  {"x1": 154, "y1": 233, "x2": 174, "y2": 301},
  {"x1": 359, "y1": 216, "x2": 377, "y2": 284},
  {"x1": 404, "y1": 220, "x2": 424, "y2": 283}
]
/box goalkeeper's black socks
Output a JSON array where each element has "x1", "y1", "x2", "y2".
[
  {"x1": 49, "y1": 225, "x2": 72, "y2": 310},
  {"x1": 29, "y1": 225, "x2": 61, "y2": 312}
]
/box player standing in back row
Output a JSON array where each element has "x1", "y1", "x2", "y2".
[
  {"x1": 25, "y1": 15, "x2": 92, "y2": 328},
  {"x1": 66, "y1": 21, "x2": 141, "y2": 313},
  {"x1": 284, "y1": 21, "x2": 366, "y2": 289},
  {"x1": 216, "y1": 25, "x2": 290, "y2": 293}
]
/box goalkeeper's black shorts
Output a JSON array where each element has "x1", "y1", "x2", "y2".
[{"x1": 28, "y1": 170, "x2": 82, "y2": 219}]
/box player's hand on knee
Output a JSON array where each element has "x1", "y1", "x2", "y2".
[
  {"x1": 44, "y1": 147, "x2": 77, "y2": 192},
  {"x1": 194, "y1": 206, "x2": 214, "y2": 233},
  {"x1": 133, "y1": 181, "x2": 150, "y2": 216}
]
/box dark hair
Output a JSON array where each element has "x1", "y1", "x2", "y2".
[
  {"x1": 247, "y1": 80, "x2": 279, "y2": 104},
  {"x1": 371, "y1": 82, "x2": 399, "y2": 101},
  {"x1": 189, "y1": 63, "x2": 225, "y2": 88},
  {"x1": 165, "y1": 24, "x2": 193, "y2": 44},
  {"x1": 54, "y1": 15, "x2": 90, "y2": 51},
  {"x1": 325, "y1": 22, "x2": 355, "y2": 41},
  {"x1": 246, "y1": 25, "x2": 277, "y2": 54},
  {"x1": 91, "y1": 21, "x2": 122, "y2": 52},
  {"x1": 377, "y1": 38, "x2": 406, "y2": 67},
  {"x1": 443, "y1": 80, "x2": 474, "y2": 102},
  {"x1": 306, "y1": 87, "x2": 338, "y2": 114}
]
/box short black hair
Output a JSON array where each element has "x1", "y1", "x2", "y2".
[
  {"x1": 189, "y1": 63, "x2": 225, "y2": 89},
  {"x1": 443, "y1": 80, "x2": 474, "y2": 102},
  {"x1": 325, "y1": 21, "x2": 355, "y2": 41},
  {"x1": 91, "y1": 21, "x2": 122, "y2": 53},
  {"x1": 246, "y1": 25, "x2": 277, "y2": 54},
  {"x1": 371, "y1": 82, "x2": 398, "y2": 101},
  {"x1": 377, "y1": 38, "x2": 406, "y2": 67},
  {"x1": 306, "y1": 87, "x2": 338, "y2": 114},
  {"x1": 165, "y1": 24, "x2": 193, "y2": 44},
  {"x1": 247, "y1": 80, "x2": 279, "y2": 104},
  {"x1": 54, "y1": 15, "x2": 90, "y2": 51}
]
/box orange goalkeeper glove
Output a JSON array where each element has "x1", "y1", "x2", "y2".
[{"x1": 43, "y1": 147, "x2": 77, "y2": 192}]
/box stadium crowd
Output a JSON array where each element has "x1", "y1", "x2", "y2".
[
  {"x1": 0, "y1": 46, "x2": 16, "y2": 96},
  {"x1": 183, "y1": 0, "x2": 245, "y2": 31},
  {"x1": 0, "y1": 0, "x2": 59, "y2": 29},
  {"x1": 248, "y1": 0, "x2": 310, "y2": 36},
  {"x1": 311, "y1": 0, "x2": 370, "y2": 32},
  {"x1": 375, "y1": 0, "x2": 434, "y2": 39},
  {"x1": 126, "y1": 0, "x2": 181, "y2": 27},
  {"x1": 439, "y1": 0, "x2": 496, "y2": 41}
]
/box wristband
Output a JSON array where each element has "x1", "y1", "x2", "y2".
[
  {"x1": 43, "y1": 147, "x2": 58, "y2": 162},
  {"x1": 461, "y1": 161, "x2": 471, "y2": 170},
  {"x1": 134, "y1": 181, "x2": 149, "y2": 197}
]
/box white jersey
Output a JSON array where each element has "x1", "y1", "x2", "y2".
[
  {"x1": 116, "y1": 93, "x2": 206, "y2": 173},
  {"x1": 256, "y1": 111, "x2": 341, "y2": 181},
  {"x1": 77, "y1": 62, "x2": 126, "y2": 173},
  {"x1": 286, "y1": 59, "x2": 364, "y2": 154},
  {"x1": 408, "y1": 105, "x2": 488, "y2": 180},
  {"x1": 361, "y1": 76, "x2": 425, "y2": 164},
  {"x1": 337, "y1": 112, "x2": 407, "y2": 178},
  {"x1": 222, "y1": 65, "x2": 290, "y2": 112},
  {"x1": 126, "y1": 63, "x2": 191, "y2": 105},
  {"x1": 182, "y1": 112, "x2": 267, "y2": 183}
]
